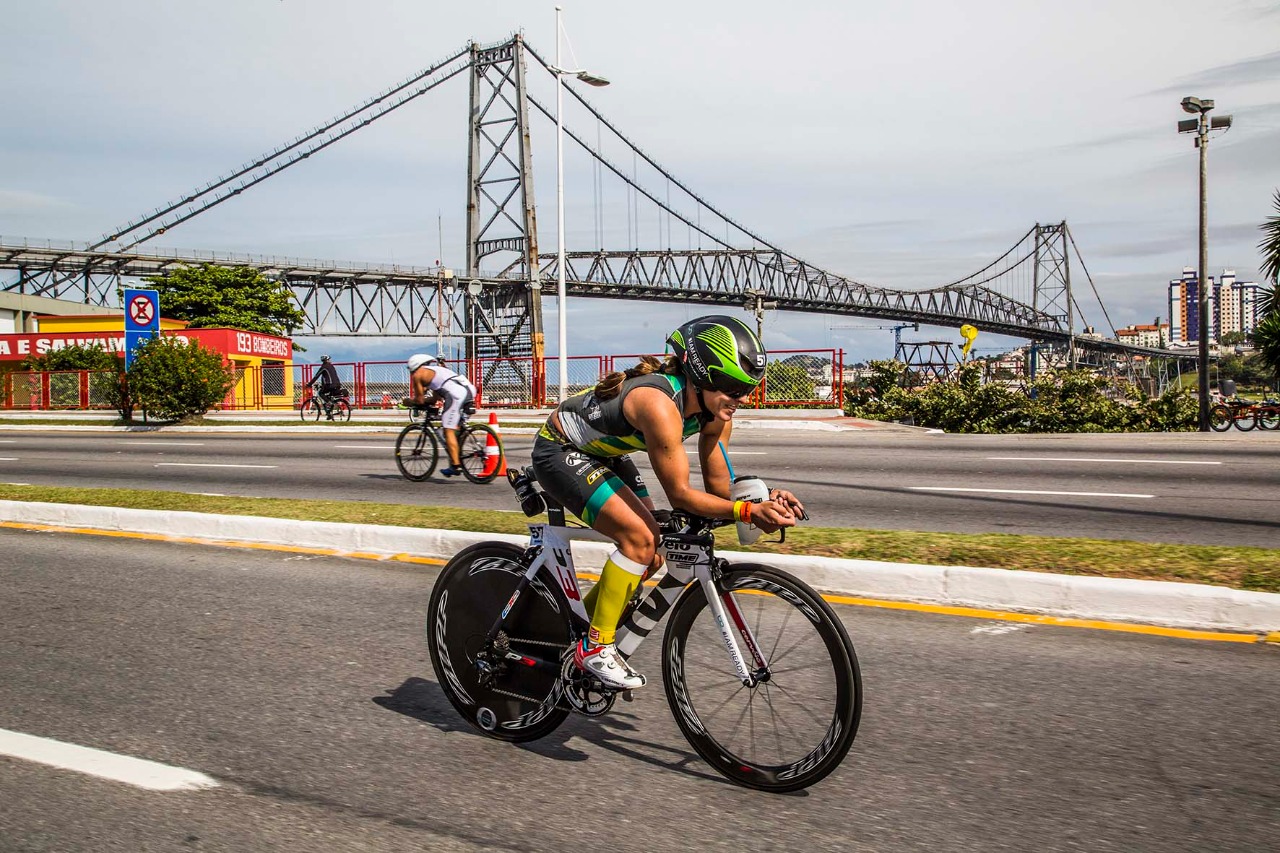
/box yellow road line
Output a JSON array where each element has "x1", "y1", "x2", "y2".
[{"x1": 4, "y1": 521, "x2": 1266, "y2": 644}]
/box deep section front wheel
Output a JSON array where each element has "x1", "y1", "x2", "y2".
[
  {"x1": 662, "y1": 563, "x2": 861, "y2": 793},
  {"x1": 300, "y1": 398, "x2": 321, "y2": 421},
  {"x1": 395, "y1": 423, "x2": 439, "y2": 481},
  {"x1": 427, "y1": 542, "x2": 572, "y2": 742},
  {"x1": 458, "y1": 423, "x2": 503, "y2": 484}
]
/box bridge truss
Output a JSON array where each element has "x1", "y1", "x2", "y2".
[{"x1": 0, "y1": 34, "x2": 1184, "y2": 402}]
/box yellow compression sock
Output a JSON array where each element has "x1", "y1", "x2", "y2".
[{"x1": 587, "y1": 551, "x2": 647, "y2": 646}]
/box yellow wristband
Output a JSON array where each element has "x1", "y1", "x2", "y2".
[{"x1": 733, "y1": 500, "x2": 746, "y2": 523}]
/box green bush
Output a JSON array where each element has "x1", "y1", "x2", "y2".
[
  {"x1": 21, "y1": 342, "x2": 121, "y2": 372},
  {"x1": 125, "y1": 336, "x2": 237, "y2": 422},
  {"x1": 846, "y1": 361, "x2": 1197, "y2": 433}
]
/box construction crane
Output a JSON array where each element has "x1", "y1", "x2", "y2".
[{"x1": 833, "y1": 323, "x2": 919, "y2": 359}]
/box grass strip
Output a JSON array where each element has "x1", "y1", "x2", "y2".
[{"x1": 0, "y1": 483, "x2": 1275, "y2": 593}]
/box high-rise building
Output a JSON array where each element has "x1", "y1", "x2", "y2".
[
  {"x1": 1167, "y1": 267, "x2": 1260, "y2": 343},
  {"x1": 1218, "y1": 270, "x2": 1262, "y2": 338}
]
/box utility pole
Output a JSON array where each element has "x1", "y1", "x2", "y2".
[
  {"x1": 742, "y1": 290, "x2": 777, "y2": 343},
  {"x1": 1178, "y1": 95, "x2": 1232, "y2": 431}
]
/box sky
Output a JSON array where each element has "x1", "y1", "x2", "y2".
[{"x1": 2, "y1": 0, "x2": 1279, "y2": 365}]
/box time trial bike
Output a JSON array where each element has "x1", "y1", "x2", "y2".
[
  {"x1": 426, "y1": 467, "x2": 862, "y2": 792},
  {"x1": 394, "y1": 404, "x2": 504, "y2": 483}
]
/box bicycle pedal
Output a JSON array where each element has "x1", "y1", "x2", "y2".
[{"x1": 621, "y1": 689, "x2": 634, "y2": 702}]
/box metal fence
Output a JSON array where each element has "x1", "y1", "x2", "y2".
[{"x1": 3, "y1": 348, "x2": 843, "y2": 411}]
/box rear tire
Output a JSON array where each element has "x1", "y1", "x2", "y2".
[
  {"x1": 332, "y1": 399, "x2": 352, "y2": 423},
  {"x1": 458, "y1": 423, "x2": 503, "y2": 484},
  {"x1": 1234, "y1": 409, "x2": 1256, "y2": 432},
  {"x1": 427, "y1": 543, "x2": 572, "y2": 742},
  {"x1": 395, "y1": 423, "x2": 439, "y2": 481},
  {"x1": 1258, "y1": 406, "x2": 1280, "y2": 431},
  {"x1": 662, "y1": 563, "x2": 861, "y2": 792}
]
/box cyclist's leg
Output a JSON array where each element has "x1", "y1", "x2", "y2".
[
  {"x1": 530, "y1": 438, "x2": 655, "y2": 688},
  {"x1": 439, "y1": 388, "x2": 466, "y2": 470},
  {"x1": 581, "y1": 455, "x2": 659, "y2": 617}
]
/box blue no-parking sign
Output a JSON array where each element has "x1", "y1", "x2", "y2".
[{"x1": 123, "y1": 288, "x2": 160, "y2": 369}]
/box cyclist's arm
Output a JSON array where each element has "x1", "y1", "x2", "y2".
[
  {"x1": 404, "y1": 370, "x2": 435, "y2": 407},
  {"x1": 627, "y1": 388, "x2": 794, "y2": 531},
  {"x1": 696, "y1": 420, "x2": 732, "y2": 499}
]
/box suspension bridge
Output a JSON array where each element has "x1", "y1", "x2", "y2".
[{"x1": 0, "y1": 34, "x2": 1180, "y2": 401}]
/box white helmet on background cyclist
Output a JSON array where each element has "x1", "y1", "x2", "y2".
[{"x1": 406, "y1": 354, "x2": 439, "y2": 372}]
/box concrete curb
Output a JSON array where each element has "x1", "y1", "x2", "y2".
[{"x1": 4, "y1": 500, "x2": 1276, "y2": 635}]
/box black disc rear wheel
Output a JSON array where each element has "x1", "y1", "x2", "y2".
[
  {"x1": 427, "y1": 543, "x2": 572, "y2": 742},
  {"x1": 662, "y1": 563, "x2": 861, "y2": 792}
]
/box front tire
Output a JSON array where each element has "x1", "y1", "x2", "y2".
[
  {"x1": 662, "y1": 563, "x2": 861, "y2": 792},
  {"x1": 1234, "y1": 409, "x2": 1256, "y2": 432},
  {"x1": 1258, "y1": 406, "x2": 1280, "y2": 431},
  {"x1": 1209, "y1": 405, "x2": 1232, "y2": 432},
  {"x1": 300, "y1": 398, "x2": 321, "y2": 422},
  {"x1": 427, "y1": 543, "x2": 572, "y2": 742},
  {"x1": 395, "y1": 423, "x2": 439, "y2": 481}
]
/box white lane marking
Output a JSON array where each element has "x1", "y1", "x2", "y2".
[
  {"x1": 0, "y1": 439, "x2": 15, "y2": 443},
  {"x1": 333, "y1": 445, "x2": 397, "y2": 450},
  {"x1": 0, "y1": 457, "x2": 19, "y2": 461},
  {"x1": 155, "y1": 463, "x2": 277, "y2": 469},
  {"x1": 972, "y1": 623, "x2": 1029, "y2": 635},
  {"x1": 986, "y1": 456, "x2": 1220, "y2": 466},
  {"x1": 4, "y1": 482, "x2": 31, "y2": 486},
  {"x1": 909, "y1": 487, "x2": 1154, "y2": 498},
  {"x1": 0, "y1": 728, "x2": 219, "y2": 792},
  {"x1": 124, "y1": 441, "x2": 207, "y2": 447},
  {"x1": 685, "y1": 450, "x2": 767, "y2": 454}
]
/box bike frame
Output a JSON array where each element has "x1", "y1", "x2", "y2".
[{"x1": 490, "y1": 520, "x2": 772, "y2": 688}]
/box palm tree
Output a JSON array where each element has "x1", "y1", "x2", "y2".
[
  {"x1": 1252, "y1": 313, "x2": 1280, "y2": 384},
  {"x1": 1259, "y1": 189, "x2": 1280, "y2": 317}
]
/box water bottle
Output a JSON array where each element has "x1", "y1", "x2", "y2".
[{"x1": 732, "y1": 475, "x2": 769, "y2": 545}]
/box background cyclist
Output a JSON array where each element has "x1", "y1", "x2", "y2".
[
  {"x1": 530, "y1": 315, "x2": 804, "y2": 690},
  {"x1": 404, "y1": 354, "x2": 478, "y2": 478},
  {"x1": 305, "y1": 355, "x2": 344, "y2": 418}
]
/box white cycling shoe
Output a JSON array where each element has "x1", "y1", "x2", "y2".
[{"x1": 574, "y1": 640, "x2": 646, "y2": 690}]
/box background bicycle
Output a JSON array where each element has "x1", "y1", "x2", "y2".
[
  {"x1": 426, "y1": 467, "x2": 862, "y2": 792},
  {"x1": 299, "y1": 388, "x2": 351, "y2": 422},
  {"x1": 394, "y1": 403, "x2": 504, "y2": 483}
]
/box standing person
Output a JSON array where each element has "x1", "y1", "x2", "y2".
[
  {"x1": 305, "y1": 355, "x2": 343, "y2": 418},
  {"x1": 531, "y1": 315, "x2": 804, "y2": 689},
  {"x1": 405, "y1": 354, "x2": 477, "y2": 478}
]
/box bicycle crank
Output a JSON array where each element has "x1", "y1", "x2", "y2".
[{"x1": 559, "y1": 648, "x2": 618, "y2": 717}]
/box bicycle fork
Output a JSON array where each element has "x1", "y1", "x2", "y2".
[{"x1": 614, "y1": 533, "x2": 770, "y2": 688}]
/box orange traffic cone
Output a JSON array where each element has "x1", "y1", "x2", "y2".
[
  {"x1": 381, "y1": 392, "x2": 392, "y2": 409},
  {"x1": 482, "y1": 410, "x2": 506, "y2": 477}
]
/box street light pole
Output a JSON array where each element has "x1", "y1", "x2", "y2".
[
  {"x1": 555, "y1": 5, "x2": 567, "y2": 404},
  {"x1": 552, "y1": 5, "x2": 609, "y2": 404},
  {"x1": 1178, "y1": 95, "x2": 1232, "y2": 431}
]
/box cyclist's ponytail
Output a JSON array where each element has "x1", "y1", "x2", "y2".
[{"x1": 593, "y1": 354, "x2": 683, "y2": 401}]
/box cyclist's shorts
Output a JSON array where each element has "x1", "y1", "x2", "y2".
[
  {"x1": 438, "y1": 382, "x2": 474, "y2": 430},
  {"x1": 530, "y1": 434, "x2": 649, "y2": 526}
]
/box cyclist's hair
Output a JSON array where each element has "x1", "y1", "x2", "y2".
[{"x1": 593, "y1": 354, "x2": 682, "y2": 401}]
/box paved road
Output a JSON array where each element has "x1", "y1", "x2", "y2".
[
  {"x1": 1, "y1": 530, "x2": 1276, "y2": 852},
  {"x1": 0, "y1": 428, "x2": 1277, "y2": 547}
]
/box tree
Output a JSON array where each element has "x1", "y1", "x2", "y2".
[
  {"x1": 142, "y1": 264, "x2": 306, "y2": 343},
  {"x1": 21, "y1": 343, "x2": 119, "y2": 372},
  {"x1": 125, "y1": 336, "x2": 237, "y2": 422},
  {"x1": 1251, "y1": 312, "x2": 1280, "y2": 387},
  {"x1": 1259, "y1": 189, "x2": 1280, "y2": 294}
]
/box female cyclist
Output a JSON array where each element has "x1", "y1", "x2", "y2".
[{"x1": 531, "y1": 315, "x2": 804, "y2": 690}]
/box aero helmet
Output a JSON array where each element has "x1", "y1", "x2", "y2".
[
  {"x1": 406, "y1": 354, "x2": 438, "y2": 372},
  {"x1": 666, "y1": 315, "x2": 766, "y2": 398}
]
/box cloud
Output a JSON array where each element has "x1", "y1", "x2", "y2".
[{"x1": 1150, "y1": 49, "x2": 1280, "y2": 94}]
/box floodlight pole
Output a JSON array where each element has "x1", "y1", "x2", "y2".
[{"x1": 1196, "y1": 108, "x2": 1210, "y2": 431}]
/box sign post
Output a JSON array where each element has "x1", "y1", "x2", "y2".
[{"x1": 123, "y1": 288, "x2": 160, "y2": 369}]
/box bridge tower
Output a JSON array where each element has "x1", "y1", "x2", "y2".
[
  {"x1": 464, "y1": 36, "x2": 546, "y2": 403},
  {"x1": 1030, "y1": 221, "x2": 1074, "y2": 376}
]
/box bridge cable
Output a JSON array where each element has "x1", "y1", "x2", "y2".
[{"x1": 1065, "y1": 226, "x2": 1118, "y2": 337}]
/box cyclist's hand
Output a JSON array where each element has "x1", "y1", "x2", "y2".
[
  {"x1": 751, "y1": 499, "x2": 797, "y2": 533},
  {"x1": 768, "y1": 488, "x2": 807, "y2": 522}
]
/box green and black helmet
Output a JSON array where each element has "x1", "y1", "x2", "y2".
[{"x1": 667, "y1": 315, "x2": 767, "y2": 398}]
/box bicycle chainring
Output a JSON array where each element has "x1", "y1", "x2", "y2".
[{"x1": 559, "y1": 648, "x2": 617, "y2": 717}]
